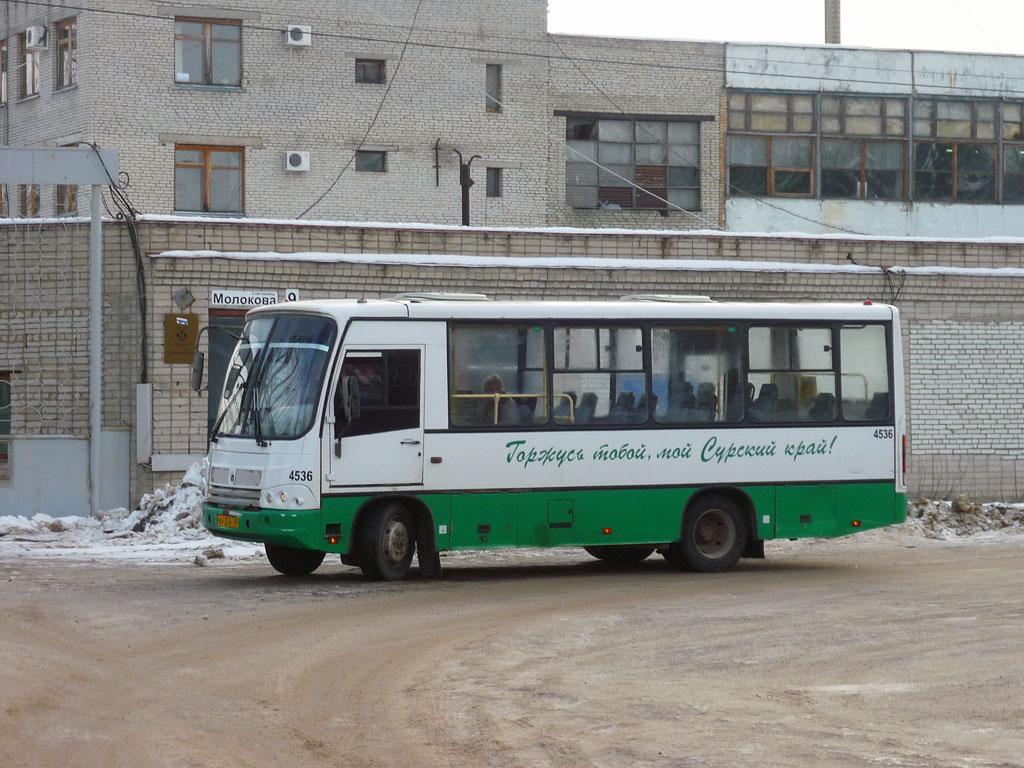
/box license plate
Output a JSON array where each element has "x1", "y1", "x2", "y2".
[{"x1": 217, "y1": 514, "x2": 239, "y2": 529}]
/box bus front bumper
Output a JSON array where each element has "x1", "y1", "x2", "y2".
[{"x1": 202, "y1": 503, "x2": 346, "y2": 554}]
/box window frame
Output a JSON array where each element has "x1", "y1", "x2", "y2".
[
  {"x1": 355, "y1": 58, "x2": 386, "y2": 84},
  {"x1": 173, "y1": 144, "x2": 245, "y2": 214},
  {"x1": 913, "y1": 140, "x2": 997, "y2": 203},
  {"x1": 354, "y1": 150, "x2": 387, "y2": 173},
  {"x1": 485, "y1": 63, "x2": 502, "y2": 113},
  {"x1": 1, "y1": 40, "x2": 7, "y2": 104},
  {"x1": 729, "y1": 134, "x2": 815, "y2": 198},
  {"x1": 486, "y1": 167, "x2": 502, "y2": 198},
  {"x1": 56, "y1": 17, "x2": 77, "y2": 90},
  {"x1": 19, "y1": 184, "x2": 39, "y2": 217},
  {"x1": 174, "y1": 17, "x2": 242, "y2": 87},
  {"x1": 19, "y1": 32, "x2": 40, "y2": 98},
  {"x1": 820, "y1": 138, "x2": 907, "y2": 201}
]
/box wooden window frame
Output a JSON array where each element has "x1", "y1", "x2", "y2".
[
  {"x1": 174, "y1": 18, "x2": 242, "y2": 86},
  {"x1": 913, "y1": 141, "x2": 997, "y2": 203},
  {"x1": 56, "y1": 17, "x2": 76, "y2": 89},
  {"x1": 821, "y1": 138, "x2": 907, "y2": 201},
  {"x1": 19, "y1": 184, "x2": 39, "y2": 217},
  {"x1": 174, "y1": 145, "x2": 245, "y2": 213},
  {"x1": 56, "y1": 184, "x2": 77, "y2": 215}
]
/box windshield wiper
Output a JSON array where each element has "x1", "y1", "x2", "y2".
[
  {"x1": 209, "y1": 373, "x2": 246, "y2": 443},
  {"x1": 250, "y1": 353, "x2": 270, "y2": 448}
]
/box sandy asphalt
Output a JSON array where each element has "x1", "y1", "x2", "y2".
[{"x1": 1, "y1": 533, "x2": 1022, "y2": 768}]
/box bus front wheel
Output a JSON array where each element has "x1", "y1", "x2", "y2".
[
  {"x1": 666, "y1": 495, "x2": 748, "y2": 573},
  {"x1": 357, "y1": 504, "x2": 416, "y2": 581},
  {"x1": 265, "y1": 543, "x2": 326, "y2": 576}
]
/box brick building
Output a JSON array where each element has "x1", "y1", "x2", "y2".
[{"x1": 2, "y1": 1, "x2": 1024, "y2": 513}]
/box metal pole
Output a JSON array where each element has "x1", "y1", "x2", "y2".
[{"x1": 89, "y1": 184, "x2": 103, "y2": 515}]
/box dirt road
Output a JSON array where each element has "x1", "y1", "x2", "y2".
[{"x1": 1, "y1": 535, "x2": 1023, "y2": 768}]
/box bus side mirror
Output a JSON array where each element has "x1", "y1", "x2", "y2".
[{"x1": 190, "y1": 350, "x2": 205, "y2": 393}]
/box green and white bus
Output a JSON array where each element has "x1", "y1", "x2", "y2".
[{"x1": 198, "y1": 294, "x2": 907, "y2": 580}]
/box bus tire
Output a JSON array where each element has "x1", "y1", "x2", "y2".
[
  {"x1": 357, "y1": 504, "x2": 416, "y2": 581},
  {"x1": 264, "y1": 543, "x2": 326, "y2": 576},
  {"x1": 667, "y1": 495, "x2": 748, "y2": 573},
  {"x1": 584, "y1": 545, "x2": 656, "y2": 565}
]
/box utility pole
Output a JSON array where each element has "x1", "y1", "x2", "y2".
[{"x1": 452, "y1": 149, "x2": 480, "y2": 226}]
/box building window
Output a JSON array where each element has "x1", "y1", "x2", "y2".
[
  {"x1": 821, "y1": 95, "x2": 906, "y2": 138},
  {"x1": 1004, "y1": 144, "x2": 1024, "y2": 202},
  {"x1": 1, "y1": 40, "x2": 7, "y2": 104},
  {"x1": 57, "y1": 184, "x2": 77, "y2": 215},
  {"x1": 566, "y1": 116, "x2": 700, "y2": 210},
  {"x1": 355, "y1": 58, "x2": 385, "y2": 84},
  {"x1": 56, "y1": 17, "x2": 76, "y2": 89},
  {"x1": 174, "y1": 18, "x2": 241, "y2": 86},
  {"x1": 20, "y1": 185, "x2": 39, "y2": 217},
  {"x1": 728, "y1": 92, "x2": 816, "y2": 133},
  {"x1": 485, "y1": 63, "x2": 502, "y2": 112},
  {"x1": 0, "y1": 373, "x2": 10, "y2": 465},
  {"x1": 914, "y1": 142, "x2": 995, "y2": 202},
  {"x1": 355, "y1": 150, "x2": 386, "y2": 172},
  {"x1": 486, "y1": 167, "x2": 502, "y2": 197},
  {"x1": 821, "y1": 139, "x2": 905, "y2": 200},
  {"x1": 20, "y1": 33, "x2": 40, "y2": 98},
  {"x1": 174, "y1": 145, "x2": 244, "y2": 213},
  {"x1": 728, "y1": 135, "x2": 813, "y2": 197}
]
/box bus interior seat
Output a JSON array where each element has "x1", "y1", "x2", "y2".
[
  {"x1": 749, "y1": 383, "x2": 778, "y2": 420},
  {"x1": 695, "y1": 382, "x2": 718, "y2": 420},
  {"x1": 576, "y1": 392, "x2": 598, "y2": 424},
  {"x1": 866, "y1": 392, "x2": 890, "y2": 420},
  {"x1": 632, "y1": 393, "x2": 656, "y2": 422},
  {"x1": 808, "y1": 392, "x2": 836, "y2": 421},
  {"x1": 608, "y1": 392, "x2": 635, "y2": 423}
]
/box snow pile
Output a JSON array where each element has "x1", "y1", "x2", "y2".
[
  {"x1": 0, "y1": 460, "x2": 261, "y2": 562},
  {"x1": 901, "y1": 497, "x2": 1024, "y2": 540}
]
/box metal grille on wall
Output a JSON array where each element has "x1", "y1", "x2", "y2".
[{"x1": 0, "y1": 217, "x2": 91, "y2": 479}]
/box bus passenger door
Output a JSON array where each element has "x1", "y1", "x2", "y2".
[{"x1": 328, "y1": 347, "x2": 424, "y2": 488}]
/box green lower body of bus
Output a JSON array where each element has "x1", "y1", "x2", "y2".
[{"x1": 202, "y1": 483, "x2": 908, "y2": 558}]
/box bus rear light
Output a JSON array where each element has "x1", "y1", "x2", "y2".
[
  {"x1": 851, "y1": 520, "x2": 862, "y2": 527},
  {"x1": 327, "y1": 535, "x2": 340, "y2": 545},
  {"x1": 602, "y1": 527, "x2": 613, "y2": 535}
]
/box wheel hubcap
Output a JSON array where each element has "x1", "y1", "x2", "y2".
[
  {"x1": 382, "y1": 518, "x2": 410, "y2": 566},
  {"x1": 693, "y1": 509, "x2": 736, "y2": 559}
]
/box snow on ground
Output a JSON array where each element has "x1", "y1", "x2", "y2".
[{"x1": 1, "y1": 464, "x2": 1022, "y2": 565}]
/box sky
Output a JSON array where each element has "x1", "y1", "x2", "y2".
[{"x1": 547, "y1": 0, "x2": 1024, "y2": 56}]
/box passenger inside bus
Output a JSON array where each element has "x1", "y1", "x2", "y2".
[{"x1": 482, "y1": 374, "x2": 520, "y2": 425}]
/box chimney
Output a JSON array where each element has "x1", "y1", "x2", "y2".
[{"x1": 824, "y1": 0, "x2": 841, "y2": 44}]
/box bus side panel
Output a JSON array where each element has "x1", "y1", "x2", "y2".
[
  {"x1": 744, "y1": 485, "x2": 777, "y2": 541},
  {"x1": 836, "y1": 482, "x2": 903, "y2": 530},
  {"x1": 450, "y1": 493, "x2": 518, "y2": 550},
  {"x1": 775, "y1": 485, "x2": 838, "y2": 538}
]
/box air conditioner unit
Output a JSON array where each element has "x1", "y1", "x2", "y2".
[
  {"x1": 26, "y1": 26, "x2": 47, "y2": 50},
  {"x1": 285, "y1": 24, "x2": 312, "y2": 47},
  {"x1": 285, "y1": 151, "x2": 310, "y2": 172}
]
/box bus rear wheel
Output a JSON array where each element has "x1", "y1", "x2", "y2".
[
  {"x1": 265, "y1": 543, "x2": 326, "y2": 576},
  {"x1": 584, "y1": 545, "x2": 656, "y2": 566},
  {"x1": 666, "y1": 495, "x2": 748, "y2": 573},
  {"x1": 357, "y1": 504, "x2": 416, "y2": 581}
]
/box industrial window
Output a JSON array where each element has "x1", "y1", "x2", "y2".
[
  {"x1": 821, "y1": 95, "x2": 906, "y2": 138},
  {"x1": 728, "y1": 92, "x2": 816, "y2": 134},
  {"x1": 566, "y1": 117, "x2": 700, "y2": 210},
  {"x1": 914, "y1": 142, "x2": 996, "y2": 202},
  {"x1": 355, "y1": 58, "x2": 385, "y2": 84},
  {"x1": 174, "y1": 18, "x2": 241, "y2": 86},
  {"x1": 355, "y1": 150, "x2": 386, "y2": 172},
  {"x1": 19, "y1": 185, "x2": 39, "y2": 217},
  {"x1": 56, "y1": 17, "x2": 76, "y2": 89},
  {"x1": 485, "y1": 64, "x2": 502, "y2": 112},
  {"x1": 1004, "y1": 144, "x2": 1024, "y2": 203},
  {"x1": 1, "y1": 41, "x2": 7, "y2": 104},
  {"x1": 728, "y1": 135, "x2": 813, "y2": 197},
  {"x1": 486, "y1": 167, "x2": 502, "y2": 197},
  {"x1": 821, "y1": 139, "x2": 905, "y2": 200},
  {"x1": 174, "y1": 145, "x2": 244, "y2": 213},
  {"x1": 20, "y1": 33, "x2": 40, "y2": 97},
  {"x1": 0, "y1": 373, "x2": 10, "y2": 465}
]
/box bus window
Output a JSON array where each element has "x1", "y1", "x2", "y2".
[
  {"x1": 840, "y1": 325, "x2": 890, "y2": 421},
  {"x1": 449, "y1": 325, "x2": 547, "y2": 427},
  {"x1": 748, "y1": 326, "x2": 836, "y2": 422},
  {"x1": 553, "y1": 326, "x2": 645, "y2": 425},
  {"x1": 652, "y1": 325, "x2": 743, "y2": 424}
]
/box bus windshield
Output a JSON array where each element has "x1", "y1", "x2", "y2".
[{"x1": 215, "y1": 313, "x2": 337, "y2": 442}]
